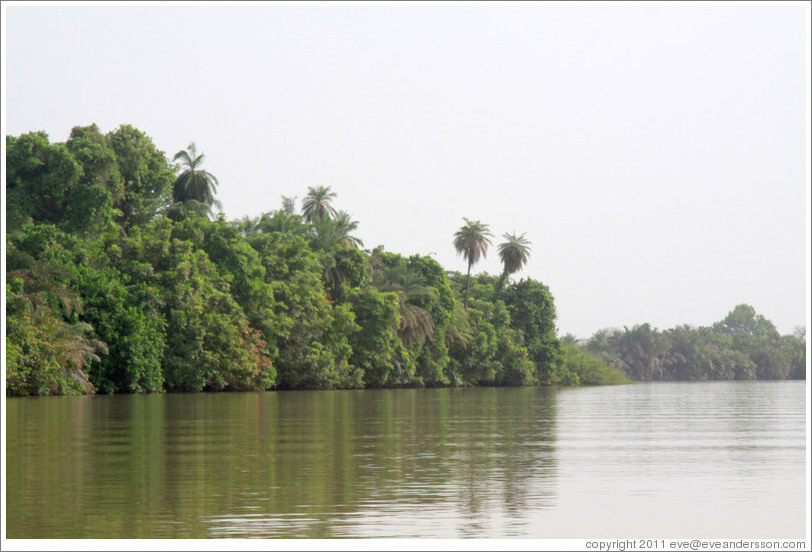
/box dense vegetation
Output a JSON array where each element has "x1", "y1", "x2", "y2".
[
  {"x1": 5, "y1": 125, "x2": 804, "y2": 396},
  {"x1": 569, "y1": 304, "x2": 807, "y2": 382}
]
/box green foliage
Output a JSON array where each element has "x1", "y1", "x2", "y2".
[
  {"x1": 247, "y1": 232, "x2": 359, "y2": 389},
  {"x1": 6, "y1": 125, "x2": 171, "y2": 235},
  {"x1": 560, "y1": 342, "x2": 630, "y2": 385},
  {"x1": 496, "y1": 231, "x2": 532, "y2": 293},
  {"x1": 446, "y1": 298, "x2": 534, "y2": 387},
  {"x1": 321, "y1": 245, "x2": 370, "y2": 302},
  {"x1": 9, "y1": 225, "x2": 165, "y2": 393},
  {"x1": 8, "y1": 123, "x2": 644, "y2": 395},
  {"x1": 5, "y1": 131, "x2": 99, "y2": 234},
  {"x1": 783, "y1": 334, "x2": 807, "y2": 380},
  {"x1": 125, "y1": 221, "x2": 274, "y2": 392},
  {"x1": 301, "y1": 185, "x2": 338, "y2": 223},
  {"x1": 5, "y1": 275, "x2": 101, "y2": 397},
  {"x1": 585, "y1": 305, "x2": 805, "y2": 382},
  {"x1": 453, "y1": 218, "x2": 493, "y2": 309},
  {"x1": 347, "y1": 287, "x2": 402, "y2": 387},
  {"x1": 169, "y1": 142, "x2": 221, "y2": 220},
  {"x1": 169, "y1": 217, "x2": 278, "y2": 360},
  {"x1": 72, "y1": 262, "x2": 166, "y2": 394},
  {"x1": 714, "y1": 304, "x2": 789, "y2": 380},
  {"x1": 370, "y1": 250, "x2": 457, "y2": 386},
  {"x1": 501, "y1": 278, "x2": 562, "y2": 384},
  {"x1": 107, "y1": 124, "x2": 175, "y2": 228}
]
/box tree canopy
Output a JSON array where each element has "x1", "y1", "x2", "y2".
[{"x1": 6, "y1": 123, "x2": 802, "y2": 396}]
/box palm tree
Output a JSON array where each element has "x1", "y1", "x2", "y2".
[
  {"x1": 253, "y1": 196, "x2": 308, "y2": 235},
  {"x1": 281, "y1": 195, "x2": 297, "y2": 215},
  {"x1": 6, "y1": 242, "x2": 106, "y2": 394},
  {"x1": 309, "y1": 211, "x2": 363, "y2": 251},
  {"x1": 169, "y1": 142, "x2": 221, "y2": 219},
  {"x1": 373, "y1": 265, "x2": 436, "y2": 346},
  {"x1": 332, "y1": 211, "x2": 364, "y2": 248},
  {"x1": 232, "y1": 215, "x2": 262, "y2": 236},
  {"x1": 301, "y1": 185, "x2": 338, "y2": 223},
  {"x1": 496, "y1": 231, "x2": 532, "y2": 292},
  {"x1": 309, "y1": 211, "x2": 364, "y2": 300},
  {"x1": 453, "y1": 218, "x2": 493, "y2": 309}
]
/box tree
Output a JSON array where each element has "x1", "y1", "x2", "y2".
[
  {"x1": 247, "y1": 232, "x2": 361, "y2": 389},
  {"x1": 5, "y1": 130, "x2": 115, "y2": 235},
  {"x1": 107, "y1": 124, "x2": 175, "y2": 229},
  {"x1": 713, "y1": 304, "x2": 788, "y2": 380},
  {"x1": 501, "y1": 278, "x2": 562, "y2": 384},
  {"x1": 281, "y1": 195, "x2": 297, "y2": 215},
  {"x1": 127, "y1": 221, "x2": 273, "y2": 392},
  {"x1": 247, "y1": 196, "x2": 309, "y2": 236},
  {"x1": 309, "y1": 211, "x2": 365, "y2": 301},
  {"x1": 169, "y1": 142, "x2": 221, "y2": 219},
  {"x1": 309, "y1": 210, "x2": 364, "y2": 251},
  {"x1": 169, "y1": 216, "x2": 279, "y2": 367},
  {"x1": 560, "y1": 342, "x2": 629, "y2": 385},
  {"x1": 6, "y1": 231, "x2": 107, "y2": 396},
  {"x1": 496, "y1": 231, "x2": 531, "y2": 292},
  {"x1": 373, "y1": 264, "x2": 436, "y2": 346},
  {"x1": 369, "y1": 249, "x2": 456, "y2": 385},
  {"x1": 347, "y1": 287, "x2": 402, "y2": 387},
  {"x1": 301, "y1": 185, "x2": 338, "y2": 223},
  {"x1": 453, "y1": 218, "x2": 493, "y2": 309}
]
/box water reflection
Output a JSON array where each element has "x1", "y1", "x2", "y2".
[
  {"x1": 7, "y1": 383, "x2": 805, "y2": 538},
  {"x1": 6, "y1": 387, "x2": 559, "y2": 538}
]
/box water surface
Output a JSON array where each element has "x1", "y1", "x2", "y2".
[{"x1": 5, "y1": 382, "x2": 806, "y2": 538}]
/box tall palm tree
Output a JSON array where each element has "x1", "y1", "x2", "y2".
[
  {"x1": 170, "y1": 142, "x2": 221, "y2": 219},
  {"x1": 301, "y1": 185, "x2": 338, "y2": 223},
  {"x1": 496, "y1": 231, "x2": 532, "y2": 292},
  {"x1": 453, "y1": 218, "x2": 493, "y2": 309}
]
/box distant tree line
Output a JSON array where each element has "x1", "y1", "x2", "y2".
[
  {"x1": 565, "y1": 304, "x2": 806, "y2": 382},
  {"x1": 5, "y1": 124, "x2": 802, "y2": 396}
]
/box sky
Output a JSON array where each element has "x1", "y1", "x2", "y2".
[{"x1": 2, "y1": 1, "x2": 809, "y2": 339}]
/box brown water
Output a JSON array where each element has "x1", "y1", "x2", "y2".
[{"x1": 4, "y1": 382, "x2": 807, "y2": 538}]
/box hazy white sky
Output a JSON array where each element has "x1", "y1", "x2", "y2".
[{"x1": 3, "y1": 2, "x2": 809, "y2": 339}]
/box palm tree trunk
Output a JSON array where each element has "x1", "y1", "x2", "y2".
[
  {"x1": 464, "y1": 261, "x2": 472, "y2": 309},
  {"x1": 495, "y1": 269, "x2": 509, "y2": 294}
]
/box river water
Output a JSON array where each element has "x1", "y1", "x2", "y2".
[{"x1": 4, "y1": 381, "x2": 807, "y2": 539}]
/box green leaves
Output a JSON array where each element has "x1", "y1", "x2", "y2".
[
  {"x1": 9, "y1": 124, "x2": 616, "y2": 395},
  {"x1": 301, "y1": 185, "x2": 338, "y2": 223},
  {"x1": 108, "y1": 124, "x2": 175, "y2": 228},
  {"x1": 453, "y1": 218, "x2": 493, "y2": 309},
  {"x1": 583, "y1": 304, "x2": 804, "y2": 382},
  {"x1": 453, "y1": 218, "x2": 493, "y2": 267},
  {"x1": 169, "y1": 142, "x2": 222, "y2": 220},
  {"x1": 496, "y1": 232, "x2": 532, "y2": 294}
]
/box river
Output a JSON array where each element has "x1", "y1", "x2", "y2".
[{"x1": 4, "y1": 381, "x2": 807, "y2": 539}]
